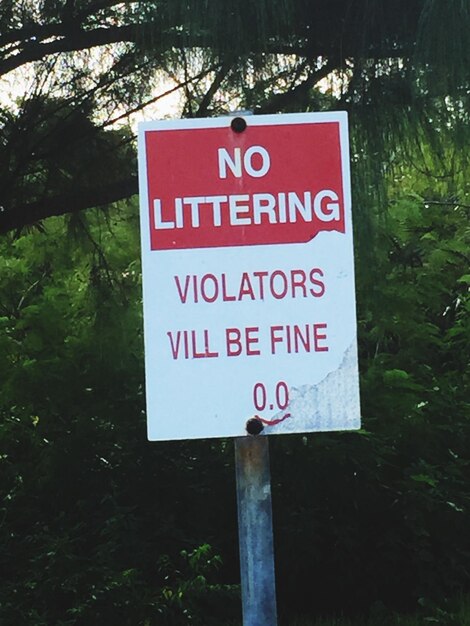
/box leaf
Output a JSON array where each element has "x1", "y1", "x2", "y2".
[
  {"x1": 383, "y1": 369, "x2": 410, "y2": 382},
  {"x1": 410, "y1": 474, "x2": 438, "y2": 487}
]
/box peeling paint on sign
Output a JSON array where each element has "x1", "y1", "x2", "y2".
[{"x1": 138, "y1": 112, "x2": 361, "y2": 440}]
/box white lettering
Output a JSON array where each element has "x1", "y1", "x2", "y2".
[
  {"x1": 153, "y1": 198, "x2": 174, "y2": 229},
  {"x1": 175, "y1": 197, "x2": 183, "y2": 228},
  {"x1": 288, "y1": 192, "x2": 312, "y2": 222},
  {"x1": 253, "y1": 193, "x2": 276, "y2": 224},
  {"x1": 184, "y1": 197, "x2": 205, "y2": 227},
  {"x1": 244, "y1": 146, "x2": 271, "y2": 178},
  {"x1": 313, "y1": 190, "x2": 340, "y2": 221},
  {"x1": 207, "y1": 195, "x2": 227, "y2": 227},
  {"x1": 152, "y1": 189, "x2": 341, "y2": 230},
  {"x1": 218, "y1": 147, "x2": 242, "y2": 178},
  {"x1": 277, "y1": 192, "x2": 287, "y2": 223},
  {"x1": 229, "y1": 195, "x2": 251, "y2": 225},
  {"x1": 217, "y1": 145, "x2": 271, "y2": 179}
]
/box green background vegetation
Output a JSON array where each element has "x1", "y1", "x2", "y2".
[
  {"x1": 1, "y1": 1, "x2": 469, "y2": 624},
  {"x1": 1, "y1": 160, "x2": 469, "y2": 624}
]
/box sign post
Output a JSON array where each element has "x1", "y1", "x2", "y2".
[
  {"x1": 138, "y1": 111, "x2": 360, "y2": 625},
  {"x1": 235, "y1": 434, "x2": 277, "y2": 624}
]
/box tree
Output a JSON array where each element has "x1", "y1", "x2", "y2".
[
  {"x1": 1, "y1": 3, "x2": 470, "y2": 623},
  {"x1": 1, "y1": 0, "x2": 469, "y2": 235},
  {"x1": 0, "y1": 153, "x2": 469, "y2": 624}
]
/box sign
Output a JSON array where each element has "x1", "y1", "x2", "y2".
[{"x1": 138, "y1": 112, "x2": 360, "y2": 440}]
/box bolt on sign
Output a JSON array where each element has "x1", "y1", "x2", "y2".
[{"x1": 138, "y1": 112, "x2": 361, "y2": 440}]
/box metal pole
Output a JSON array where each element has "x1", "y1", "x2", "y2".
[
  {"x1": 235, "y1": 433, "x2": 278, "y2": 625},
  {"x1": 230, "y1": 109, "x2": 277, "y2": 624}
]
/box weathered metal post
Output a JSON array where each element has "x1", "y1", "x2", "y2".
[
  {"x1": 230, "y1": 107, "x2": 277, "y2": 624},
  {"x1": 235, "y1": 427, "x2": 278, "y2": 625}
]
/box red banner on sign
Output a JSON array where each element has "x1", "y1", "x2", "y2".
[{"x1": 144, "y1": 122, "x2": 345, "y2": 250}]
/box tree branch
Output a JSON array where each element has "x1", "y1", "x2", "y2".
[
  {"x1": 0, "y1": 25, "x2": 138, "y2": 76},
  {"x1": 423, "y1": 199, "x2": 470, "y2": 212},
  {"x1": 195, "y1": 62, "x2": 231, "y2": 117},
  {"x1": 0, "y1": 19, "x2": 410, "y2": 79},
  {"x1": 256, "y1": 58, "x2": 342, "y2": 114},
  {"x1": 0, "y1": 176, "x2": 138, "y2": 235}
]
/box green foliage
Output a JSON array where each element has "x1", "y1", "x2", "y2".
[
  {"x1": 288, "y1": 593, "x2": 470, "y2": 624},
  {"x1": 2, "y1": 0, "x2": 470, "y2": 234},
  {"x1": 1, "y1": 171, "x2": 469, "y2": 623},
  {"x1": 0, "y1": 2, "x2": 469, "y2": 624},
  {"x1": 1, "y1": 46, "x2": 470, "y2": 623},
  {"x1": 0, "y1": 205, "x2": 238, "y2": 625},
  {"x1": 271, "y1": 162, "x2": 470, "y2": 615},
  {"x1": 153, "y1": 545, "x2": 239, "y2": 625}
]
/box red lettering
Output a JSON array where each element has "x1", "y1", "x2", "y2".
[
  {"x1": 183, "y1": 330, "x2": 189, "y2": 358},
  {"x1": 246, "y1": 327, "x2": 261, "y2": 356},
  {"x1": 270, "y1": 325, "x2": 284, "y2": 354},
  {"x1": 253, "y1": 271, "x2": 268, "y2": 299},
  {"x1": 270, "y1": 270, "x2": 288, "y2": 299},
  {"x1": 290, "y1": 269, "x2": 307, "y2": 297},
  {"x1": 238, "y1": 273, "x2": 256, "y2": 300},
  {"x1": 174, "y1": 268, "x2": 326, "y2": 304},
  {"x1": 226, "y1": 328, "x2": 242, "y2": 356},
  {"x1": 192, "y1": 274, "x2": 199, "y2": 303},
  {"x1": 167, "y1": 330, "x2": 182, "y2": 359},
  {"x1": 174, "y1": 276, "x2": 191, "y2": 303},
  {"x1": 202, "y1": 329, "x2": 219, "y2": 357},
  {"x1": 221, "y1": 273, "x2": 236, "y2": 301},
  {"x1": 313, "y1": 323, "x2": 329, "y2": 351},
  {"x1": 190, "y1": 329, "x2": 219, "y2": 358},
  {"x1": 201, "y1": 274, "x2": 219, "y2": 303},
  {"x1": 191, "y1": 330, "x2": 204, "y2": 358},
  {"x1": 270, "y1": 323, "x2": 329, "y2": 354},
  {"x1": 294, "y1": 325, "x2": 310, "y2": 352},
  {"x1": 309, "y1": 268, "x2": 325, "y2": 297}
]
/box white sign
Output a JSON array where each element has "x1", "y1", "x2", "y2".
[{"x1": 138, "y1": 112, "x2": 360, "y2": 440}]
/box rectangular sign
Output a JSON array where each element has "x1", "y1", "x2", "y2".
[{"x1": 138, "y1": 112, "x2": 361, "y2": 440}]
